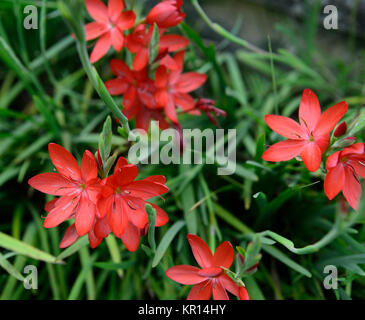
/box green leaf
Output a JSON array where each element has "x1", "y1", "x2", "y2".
[
  {"x1": 0, "y1": 231, "x2": 61, "y2": 264},
  {"x1": 0, "y1": 252, "x2": 24, "y2": 281},
  {"x1": 94, "y1": 260, "x2": 136, "y2": 270},
  {"x1": 262, "y1": 244, "x2": 312, "y2": 278},
  {"x1": 146, "y1": 204, "x2": 157, "y2": 252},
  {"x1": 152, "y1": 221, "x2": 185, "y2": 268},
  {"x1": 98, "y1": 115, "x2": 112, "y2": 168},
  {"x1": 148, "y1": 23, "x2": 159, "y2": 65},
  {"x1": 105, "y1": 235, "x2": 123, "y2": 278},
  {"x1": 56, "y1": 236, "x2": 88, "y2": 261}
]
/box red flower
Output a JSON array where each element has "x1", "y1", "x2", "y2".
[
  {"x1": 105, "y1": 59, "x2": 170, "y2": 131},
  {"x1": 262, "y1": 89, "x2": 348, "y2": 172},
  {"x1": 125, "y1": 24, "x2": 189, "y2": 71},
  {"x1": 146, "y1": 0, "x2": 185, "y2": 28},
  {"x1": 324, "y1": 143, "x2": 365, "y2": 210},
  {"x1": 165, "y1": 234, "x2": 243, "y2": 300},
  {"x1": 155, "y1": 51, "x2": 207, "y2": 123},
  {"x1": 28, "y1": 143, "x2": 101, "y2": 236},
  {"x1": 84, "y1": 0, "x2": 136, "y2": 63},
  {"x1": 96, "y1": 157, "x2": 169, "y2": 250}
]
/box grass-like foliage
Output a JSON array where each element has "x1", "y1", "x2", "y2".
[{"x1": 0, "y1": 0, "x2": 364, "y2": 300}]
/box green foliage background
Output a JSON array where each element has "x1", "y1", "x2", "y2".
[{"x1": 0, "y1": 0, "x2": 364, "y2": 300}]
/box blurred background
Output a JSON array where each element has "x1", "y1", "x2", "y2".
[{"x1": 0, "y1": 0, "x2": 364, "y2": 300}]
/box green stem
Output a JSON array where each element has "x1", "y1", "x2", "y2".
[
  {"x1": 191, "y1": 0, "x2": 268, "y2": 55},
  {"x1": 58, "y1": 0, "x2": 133, "y2": 138}
]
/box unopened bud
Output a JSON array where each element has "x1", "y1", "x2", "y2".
[
  {"x1": 238, "y1": 253, "x2": 245, "y2": 264},
  {"x1": 334, "y1": 121, "x2": 347, "y2": 137},
  {"x1": 246, "y1": 262, "x2": 260, "y2": 273}
]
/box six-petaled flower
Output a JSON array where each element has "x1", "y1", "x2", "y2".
[
  {"x1": 165, "y1": 234, "x2": 249, "y2": 300},
  {"x1": 85, "y1": 0, "x2": 136, "y2": 63},
  {"x1": 262, "y1": 89, "x2": 348, "y2": 172},
  {"x1": 324, "y1": 143, "x2": 365, "y2": 210}
]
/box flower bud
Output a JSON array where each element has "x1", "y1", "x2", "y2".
[{"x1": 334, "y1": 121, "x2": 347, "y2": 137}]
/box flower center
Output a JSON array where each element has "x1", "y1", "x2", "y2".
[
  {"x1": 115, "y1": 187, "x2": 122, "y2": 194},
  {"x1": 79, "y1": 183, "x2": 86, "y2": 190}
]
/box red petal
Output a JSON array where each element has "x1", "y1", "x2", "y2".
[
  {"x1": 324, "y1": 165, "x2": 345, "y2": 200},
  {"x1": 85, "y1": 0, "x2": 108, "y2": 23},
  {"x1": 105, "y1": 78, "x2": 129, "y2": 95},
  {"x1": 165, "y1": 95, "x2": 178, "y2": 123},
  {"x1": 126, "y1": 180, "x2": 169, "y2": 200},
  {"x1": 351, "y1": 161, "x2": 365, "y2": 179},
  {"x1": 114, "y1": 157, "x2": 129, "y2": 172},
  {"x1": 159, "y1": 54, "x2": 179, "y2": 70},
  {"x1": 213, "y1": 241, "x2": 234, "y2": 269},
  {"x1": 315, "y1": 101, "x2": 348, "y2": 136},
  {"x1": 75, "y1": 194, "x2": 96, "y2": 236},
  {"x1": 94, "y1": 215, "x2": 111, "y2": 239},
  {"x1": 97, "y1": 195, "x2": 113, "y2": 218},
  {"x1": 262, "y1": 139, "x2": 306, "y2": 162},
  {"x1": 218, "y1": 274, "x2": 240, "y2": 297},
  {"x1": 143, "y1": 175, "x2": 166, "y2": 184},
  {"x1": 155, "y1": 66, "x2": 168, "y2": 88},
  {"x1": 155, "y1": 89, "x2": 169, "y2": 107},
  {"x1": 108, "y1": 197, "x2": 128, "y2": 237},
  {"x1": 212, "y1": 279, "x2": 229, "y2": 300},
  {"x1": 116, "y1": 10, "x2": 136, "y2": 30},
  {"x1": 298, "y1": 89, "x2": 321, "y2": 132},
  {"x1": 90, "y1": 32, "x2": 111, "y2": 63},
  {"x1": 108, "y1": 0, "x2": 124, "y2": 23},
  {"x1": 110, "y1": 58, "x2": 133, "y2": 78},
  {"x1": 48, "y1": 143, "x2": 81, "y2": 181},
  {"x1": 342, "y1": 166, "x2": 362, "y2": 210},
  {"x1": 175, "y1": 72, "x2": 207, "y2": 93},
  {"x1": 132, "y1": 49, "x2": 149, "y2": 71},
  {"x1": 239, "y1": 286, "x2": 250, "y2": 300},
  {"x1": 265, "y1": 115, "x2": 305, "y2": 139},
  {"x1": 28, "y1": 172, "x2": 76, "y2": 196},
  {"x1": 123, "y1": 197, "x2": 148, "y2": 229},
  {"x1": 174, "y1": 93, "x2": 195, "y2": 111},
  {"x1": 59, "y1": 224, "x2": 79, "y2": 248},
  {"x1": 85, "y1": 22, "x2": 107, "y2": 41},
  {"x1": 88, "y1": 228, "x2": 103, "y2": 249},
  {"x1": 187, "y1": 234, "x2": 214, "y2": 269},
  {"x1": 326, "y1": 151, "x2": 341, "y2": 169},
  {"x1": 342, "y1": 143, "x2": 364, "y2": 156},
  {"x1": 159, "y1": 34, "x2": 189, "y2": 52},
  {"x1": 300, "y1": 142, "x2": 322, "y2": 172},
  {"x1": 111, "y1": 28, "x2": 124, "y2": 52},
  {"x1": 44, "y1": 199, "x2": 57, "y2": 212},
  {"x1": 187, "y1": 280, "x2": 212, "y2": 300},
  {"x1": 121, "y1": 222, "x2": 141, "y2": 252},
  {"x1": 80, "y1": 150, "x2": 98, "y2": 182},
  {"x1": 198, "y1": 267, "x2": 223, "y2": 277},
  {"x1": 165, "y1": 265, "x2": 206, "y2": 285},
  {"x1": 44, "y1": 195, "x2": 79, "y2": 228},
  {"x1": 114, "y1": 164, "x2": 139, "y2": 186},
  {"x1": 123, "y1": 86, "x2": 137, "y2": 109}
]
